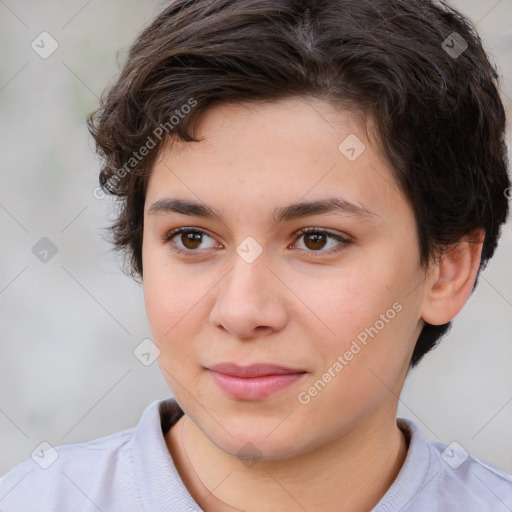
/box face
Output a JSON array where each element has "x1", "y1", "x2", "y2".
[{"x1": 142, "y1": 96, "x2": 427, "y2": 460}]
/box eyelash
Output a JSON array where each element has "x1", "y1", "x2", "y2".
[{"x1": 163, "y1": 227, "x2": 352, "y2": 258}]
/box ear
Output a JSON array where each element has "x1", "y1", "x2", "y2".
[{"x1": 420, "y1": 228, "x2": 485, "y2": 326}]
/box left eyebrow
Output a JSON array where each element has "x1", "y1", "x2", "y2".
[
  {"x1": 147, "y1": 197, "x2": 378, "y2": 223},
  {"x1": 273, "y1": 197, "x2": 378, "y2": 223}
]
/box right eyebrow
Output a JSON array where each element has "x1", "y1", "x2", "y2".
[{"x1": 147, "y1": 198, "x2": 223, "y2": 221}]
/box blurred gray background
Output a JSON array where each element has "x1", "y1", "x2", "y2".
[{"x1": 1, "y1": 0, "x2": 511, "y2": 475}]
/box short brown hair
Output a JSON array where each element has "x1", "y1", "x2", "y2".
[{"x1": 87, "y1": 0, "x2": 510, "y2": 367}]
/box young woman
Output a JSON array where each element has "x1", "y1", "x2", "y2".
[{"x1": 2, "y1": 1, "x2": 511, "y2": 510}]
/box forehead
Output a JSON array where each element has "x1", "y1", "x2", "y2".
[{"x1": 145, "y1": 96, "x2": 407, "y2": 225}]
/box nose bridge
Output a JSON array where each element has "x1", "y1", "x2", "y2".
[
  {"x1": 221, "y1": 241, "x2": 275, "y2": 306},
  {"x1": 210, "y1": 242, "x2": 288, "y2": 337}
]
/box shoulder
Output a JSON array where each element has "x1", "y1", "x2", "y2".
[
  {"x1": 389, "y1": 418, "x2": 512, "y2": 512},
  {"x1": 0, "y1": 427, "x2": 140, "y2": 512},
  {"x1": 427, "y1": 438, "x2": 512, "y2": 510}
]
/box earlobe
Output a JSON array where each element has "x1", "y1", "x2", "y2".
[{"x1": 420, "y1": 229, "x2": 485, "y2": 326}]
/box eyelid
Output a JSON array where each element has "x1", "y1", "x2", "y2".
[
  {"x1": 163, "y1": 226, "x2": 220, "y2": 254},
  {"x1": 163, "y1": 226, "x2": 353, "y2": 256},
  {"x1": 163, "y1": 226, "x2": 217, "y2": 243},
  {"x1": 294, "y1": 226, "x2": 353, "y2": 243}
]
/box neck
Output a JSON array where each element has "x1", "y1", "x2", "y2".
[{"x1": 166, "y1": 403, "x2": 409, "y2": 512}]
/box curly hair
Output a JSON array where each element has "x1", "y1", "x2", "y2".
[{"x1": 87, "y1": 0, "x2": 510, "y2": 368}]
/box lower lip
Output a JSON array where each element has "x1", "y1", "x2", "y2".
[{"x1": 209, "y1": 371, "x2": 306, "y2": 400}]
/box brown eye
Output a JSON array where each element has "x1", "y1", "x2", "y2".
[
  {"x1": 293, "y1": 228, "x2": 352, "y2": 256},
  {"x1": 303, "y1": 232, "x2": 328, "y2": 251},
  {"x1": 164, "y1": 228, "x2": 218, "y2": 254},
  {"x1": 180, "y1": 230, "x2": 203, "y2": 250}
]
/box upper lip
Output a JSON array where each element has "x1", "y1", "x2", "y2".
[{"x1": 208, "y1": 363, "x2": 307, "y2": 378}]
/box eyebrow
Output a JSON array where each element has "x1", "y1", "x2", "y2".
[{"x1": 147, "y1": 197, "x2": 378, "y2": 224}]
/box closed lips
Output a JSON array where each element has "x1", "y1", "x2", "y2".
[{"x1": 208, "y1": 363, "x2": 307, "y2": 378}]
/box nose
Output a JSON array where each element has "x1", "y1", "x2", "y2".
[{"x1": 209, "y1": 252, "x2": 288, "y2": 340}]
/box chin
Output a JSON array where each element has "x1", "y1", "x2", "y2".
[
  {"x1": 207, "y1": 419, "x2": 311, "y2": 462},
  {"x1": 219, "y1": 436, "x2": 303, "y2": 462}
]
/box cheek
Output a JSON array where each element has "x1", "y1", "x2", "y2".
[
  {"x1": 294, "y1": 279, "x2": 413, "y2": 438},
  {"x1": 143, "y1": 266, "x2": 209, "y2": 399},
  {"x1": 303, "y1": 252, "x2": 415, "y2": 380},
  {"x1": 143, "y1": 240, "x2": 202, "y2": 326},
  {"x1": 142, "y1": 253, "x2": 217, "y2": 376},
  {"x1": 310, "y1": 261, "x2": 395, "y2": 339},
  {"x1": 144, "y1": 273, "x2": 205, "y2": 341}
]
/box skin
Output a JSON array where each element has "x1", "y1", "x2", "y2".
[{"x1": 141, "y1": 96, "x2": 484, "y2": 512}]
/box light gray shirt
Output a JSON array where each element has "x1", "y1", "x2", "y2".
[{"x1": 1, "y1": 396, "x2": 511, "y2": 511}]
